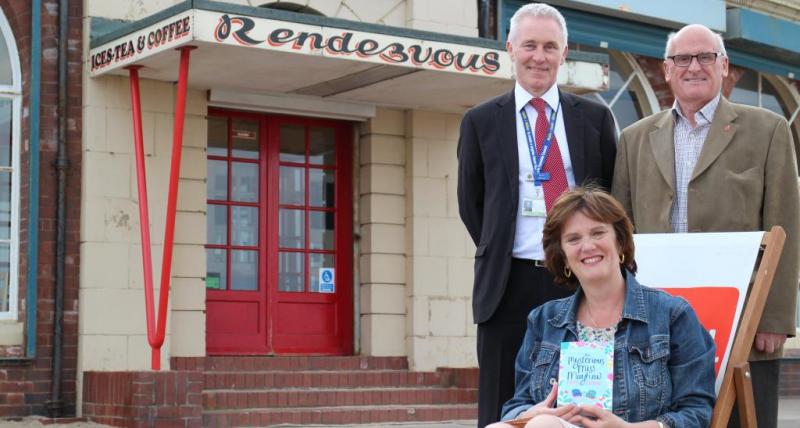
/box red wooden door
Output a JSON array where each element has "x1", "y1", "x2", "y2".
[{"x1": 205, "y1": 110, "x2": 353, "y2": 355}]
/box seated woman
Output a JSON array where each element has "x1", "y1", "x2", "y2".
[{"x1": 489, "y1": 187, "x2": 716, "y2": 428}]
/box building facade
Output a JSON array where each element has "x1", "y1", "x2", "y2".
[{"x1": 0, "y1": 0, "x2": 797, "y2": 422}]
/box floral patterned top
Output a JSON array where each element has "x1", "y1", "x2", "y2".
[{"x1": 576, "y1": 320, "x2": 618, "y2": 343}]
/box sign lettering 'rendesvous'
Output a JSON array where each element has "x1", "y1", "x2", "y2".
[{"x1": 213, "y1": 14, "x2": 501, "y2": 75}]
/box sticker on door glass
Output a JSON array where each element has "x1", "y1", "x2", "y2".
[{"x1": 319, "y1": 268, "x2": 335, "y2": 293}]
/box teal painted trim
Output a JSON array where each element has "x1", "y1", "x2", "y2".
[
  {"x1": 500, "y1": 1, "x2": 799, "y2": 78},
  {"x1": 90, "y1": 0, "x2": 193, "y2": 47},
  {"x1": 550, "y1": 0, "x2": 725, "y2": 32},
  {"x1": 499, "y1": 1, "x2": 670, "y2": 58},
  {"x1": 27, "y1": 0, "x2": 41, "y2": 358},
  {"x1": 726, "y1": 8, "x2": 800, "y2": 57},
  {"x1": 727, "y1": 48, "x2": 800, "y2": 80}
]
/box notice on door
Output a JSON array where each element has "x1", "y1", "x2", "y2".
[{"x1": 318, "y1": 268, "x2": 335, "y2": 293}]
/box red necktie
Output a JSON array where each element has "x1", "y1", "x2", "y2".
[{"x1": 530, "y1": 97, "x2": 568, "y2": 212}]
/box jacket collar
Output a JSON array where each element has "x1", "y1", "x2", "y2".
[{"x1": 549, "y1": 270, "x2": 648, "y2": 329}]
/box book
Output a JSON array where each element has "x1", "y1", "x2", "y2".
[{"x1": 558, "y1": 341, "x2": 614, "y2": 410}]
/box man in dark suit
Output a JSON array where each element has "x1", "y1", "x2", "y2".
[{"x1": 457, "y1": 3, "x2": 617, "y2": 427}]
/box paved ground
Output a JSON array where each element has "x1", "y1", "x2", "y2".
[{"x1": 2, "y1": 398, "x2": 799, "y2": 427}]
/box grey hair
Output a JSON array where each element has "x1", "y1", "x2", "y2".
[
  {"x1": 664, "y1": 26, "x2": 727, "y2": 59},
  {"x1": 508, "y1": 3, "x2": 568, "y2": 47}
]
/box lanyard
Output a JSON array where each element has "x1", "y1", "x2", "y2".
[{"x1": 520, "y1": 100, "x2": 560, "y2": 186}]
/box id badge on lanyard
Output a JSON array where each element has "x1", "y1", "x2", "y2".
[
  {"x1": 520, "y1": 102, "x2": 559, "y2": 217},
  {"x1": 521, "y1": 187, "x2": 546, "y2": 217}
]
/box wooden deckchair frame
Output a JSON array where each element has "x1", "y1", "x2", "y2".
[{"x1": 710, "y1": 225, "x2": 786, "y2": 428}]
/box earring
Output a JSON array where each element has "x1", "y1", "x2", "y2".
[
  {"x1": 564, "y1": 266, "x2": 572, "y2": 278},
  {"x1": 620, "y1": 254, "x2": 625, "y2": 264}
]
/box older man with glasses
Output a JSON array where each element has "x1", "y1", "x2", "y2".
[{"x1": 612, "y1": 24, "x2": 799, "y2": 428}]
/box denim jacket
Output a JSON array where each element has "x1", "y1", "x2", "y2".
[{"x1": 502, "y1": 272, "x2": 716, "y2": 428}]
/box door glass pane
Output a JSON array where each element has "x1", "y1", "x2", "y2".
[
  {"x1": 279, "y1": 209, "x2": 304, "y2": 249},
  {"x1": 279, "y1": 166, "x2": 305, "y2": 205},
  {"x1": 207, "y1": 160, "x2": 228, "y2": 200},
  {"x1": 207, "y1": 116, "x2": 227, "y2": 156},
  {"x1": 207, "y1": 204, "x2": 227, "y2": 245},
  {"x1": 231, "y1": 250, "x2": 258, "y2": 290},
  {"x1": 280, "y1": 124, "x2": 305, "y2": 163},
  {"x1": 309, "y1": 253, "x2": 334, "y2": 293},
  {"x1": 309, "y1": 211, "x2": 334, "y2": 250},
  {"x1": 231, "y1": 162, "x2": 258, "y2": 203},
  {"x1": 309, "y1": 168, "x2": 335, "y2": 207},
  {"x1": 231, "y1": 119, "x2": 259, "y2": 159},
  {"x1": 206, "y1": 248, "x2": 227, "y2": 290},
  {"x1": 279, "y1": 252, "x2": 304, "y2": 292},
  {"x1": 0, "y1": 99, "x2": 12, "y2": 167},
  {"x1": 309, "y1": 127, "x2": 335, "y2": 165},
  {"x1": 231, "y1": 206, "x2": 258, "y2": 246}
]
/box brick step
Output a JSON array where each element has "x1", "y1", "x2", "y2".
[
  {"x1": 204, "y1": 369, "x2": 445, "y2": 390},
  {"x1": 203, "y1": 387, "x2": 478, "y2": 410},
  {"x1": 203, "y1": 356, "x2": 409, "y2": 372},
  {"x1": 202, "y1": 403, "x2": 478, "y2": 427}
]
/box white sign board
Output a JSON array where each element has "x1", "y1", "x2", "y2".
[{"x1": 634, "y1": 232, "x2": 764, "y2": 393}]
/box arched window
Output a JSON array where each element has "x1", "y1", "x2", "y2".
[
  {"x1": 0, "y1": 9, "x2": 20, "y2": 319},
  {"x1": 728, "y1": 69, "x2": 800, "y2": 168},
  {"x1": 572, "y1": 47, "x2": 660, "y2": 135}
]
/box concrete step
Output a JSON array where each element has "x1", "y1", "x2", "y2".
[
  {"x1": 204, "y1": 369, "x2": 445, "y2": 390},
  {"x1": 202, "y1": 403, "x2": 478, "y2": 427},
  {"x1": 203, "y1": 386, "x2": 478, "y2": 410}
]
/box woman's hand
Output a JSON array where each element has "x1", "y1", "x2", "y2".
[
  {"x1": 517, "y1": 384, "x2": 580, "y2": 420},
  {"x1": 568, "y1": 404, "x2": 630, "y2": 428}
]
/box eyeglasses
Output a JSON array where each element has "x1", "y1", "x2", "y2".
[{"x1": 667, "y1": 52, "x2": 722, "y2": 67}]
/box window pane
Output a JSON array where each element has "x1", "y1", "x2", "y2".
[
  {"x1": 309, "y1": 253, "x2": 334, "y2": 293},
  {"x1": 232, "y1": 119, "x2": 259, "y2": 159},
  {"x1": 309, "y1": 211, "x2": 334, "y2": 250},
  {"x1": 279, "y1": 252, "x2": 304, "y2": 292},
  {"x1": 280, "y1": 124, "x2": 305, "y2": 163},
  {"x1": 207, "y1": 204, "x2": 227, "y2": 245},
  {"x1": 761, "y1": 78, "x2": 790, "y2": 117},
  {"x1": 309, "y1": 168, "x2": 335, "y2": 207},
  {"x1": 231, "y1": 250, "x2": 258, "y2": 290},
  {"x1": 0, "y1": 31, "x2": 11, "y2": 86},
  {"x1": 309, "y1": 128, "x2": 335, "y2": 165},
  {"x1": 279, "y1": 209, "x2": 304, "y2": 249},
  {"x1": 231, "y1": 162, "x2": 258, "y2": 203},
  {"x1": 279, "y1": 166, "x2": 304, "y2": 205},
  {"x1": 207, "y1": 116, "x2": 227, "y2": 156},
  {"x1": 206, "y1": 248, "x2": 227, "y2": 290},
  {"x1": 207, "y1": 160, "x2": 227, "y2": 200},
  {"x1": 231, "y1": 206, "x2": 258, "y2": 246},
  {"x1": 0, "y1": 99, "x2": 11, "y2": 167},
  {"x1": 730, "y1": 70, "x2": 759, "y2": 107}
]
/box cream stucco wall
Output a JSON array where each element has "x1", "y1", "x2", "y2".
[
  {"x1": 79, "y1": 0, "x2": 487, "y2": 375},
  {"x1": 79, "y1": 72, "x2": 208, "y2": 373}
]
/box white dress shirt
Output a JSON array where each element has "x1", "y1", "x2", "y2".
[{"x1": 512, "y1": 83, "x2": 576, "y2": 260}]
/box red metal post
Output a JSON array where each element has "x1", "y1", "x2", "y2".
[
  {"x1": 126, "y1": 65, "x2": 159, "y2": 364},
  {"x1": 152, "y1": 46, "x2": 195, "y2": 369},
  {"x1": 126, "y1": 46, "x2": 195, "y2": 370}
]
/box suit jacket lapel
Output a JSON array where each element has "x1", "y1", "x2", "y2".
[
  {"x1": 691, "y1": 97, "x2": 738, "y2": 181},
  {"x1": 560, "y1": 92, "x2": 586, "y2": 185},
  {"x1": 498, "y1": 91, "x2": 519, "y2": 203},
  {"x1": 648, "y1": 112, "x2": 676, "y2": 191}
]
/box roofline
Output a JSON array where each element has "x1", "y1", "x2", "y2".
[{"x1": 89, "y1": 0, "x2": 607, "y2": 65}]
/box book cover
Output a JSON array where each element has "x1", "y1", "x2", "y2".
[{"x1": 558, "y1": 341, "x2": 614, "y2": 410}]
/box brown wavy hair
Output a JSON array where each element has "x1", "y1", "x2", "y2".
[{"x1": 542, "y1": 186, "x2": 637, "y2": 286}]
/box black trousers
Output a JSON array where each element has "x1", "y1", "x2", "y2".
[
  {"x1": 476, "y1": 259, "x2": 573, "y2": 428},
  {"x1": 728, "y1": 358, "x2": 780, "y2": 428}
]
